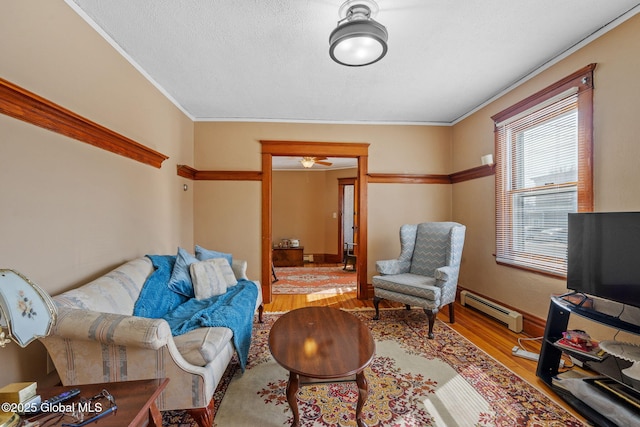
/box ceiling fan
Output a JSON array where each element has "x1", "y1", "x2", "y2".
[{"x1": 300, "y1": 156, "x2": 333, "y2": 168}]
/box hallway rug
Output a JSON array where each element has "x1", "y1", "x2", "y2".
[
  {"x1": 163, "y1": 309, "x2": 584, "y2": 426},
  {"x1": 272, "y1": 266, "x2": 356, "y2": 294}
]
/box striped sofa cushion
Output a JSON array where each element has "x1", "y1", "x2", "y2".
[{"x1": 53, "y1": 257, "x2": 153, "y2": 315}]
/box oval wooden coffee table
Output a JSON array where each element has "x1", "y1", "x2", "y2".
[{"x1": 269, "y1": 306, "x2": 375, "y2": 427}]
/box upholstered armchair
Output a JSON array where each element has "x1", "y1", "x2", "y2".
[{"x1": 372, "y1": 222, "x2": 466, "y2": 338}]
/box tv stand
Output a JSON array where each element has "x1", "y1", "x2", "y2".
[{"x1": 537, "y1": 294, "x2": 640, "y2": 426}]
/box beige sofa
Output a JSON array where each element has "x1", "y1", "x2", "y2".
[{"x1": 40, "y1": 256, "x2": 263, "y2": 427}]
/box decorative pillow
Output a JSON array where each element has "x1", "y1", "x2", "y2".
[
  {"x1": 167, "y1": 247, "x2": 199, "y2": 298},
  {"x1": 209, "y1": 257, "x2": 238, "y2": 287},
  {"x1": 195, "y1": 245, "x2": 233, "y2": 265},
  {"x1": 190, "y1": 259, "x2": 227, "y2": 299}
]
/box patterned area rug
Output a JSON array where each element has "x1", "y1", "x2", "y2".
[
  {"x1": 272, "y1": 266, "x2": 357, "y2": 294},
  {"x1": 163, "y1": 309, "x2": 584, "y2": 426}
]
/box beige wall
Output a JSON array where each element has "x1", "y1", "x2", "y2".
[
  {"x1": 4, "y1": 0, "x2": 638, "y2": 387},
  {"x1": 193, "y1": 122, "x2": 453, "y2": 281},
  {"x1": 272, "y1": 168, "x2": 357, "y2": 257},
  {"x1": 451, "y1": 13, "x2": 640, "y2": 341},
  {"x1": 273, "y1": 171, "x2": 328, "y2": 254},
  {"x1": 0, "y1": 2, "x2": 194, "y2": 384}
]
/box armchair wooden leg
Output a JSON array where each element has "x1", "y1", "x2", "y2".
[
  {"x1": 423, "y1": 308, "x2": 438, "y2": 339},
  {"x1": 187, "y1": 398, "x2": 214, "y2": 427},
  {"x1": 448, "y1": 302, "x2": 455, "y2": 324},
  {"x1": 405, "y1": 304, "x2": 411, "y2": 311},
  {"x1": 258, "y1": 303, "x2": 264, "y2": 323},
  {"x1": 373, "y1": 296, "x2": 382, "y2": 320}
]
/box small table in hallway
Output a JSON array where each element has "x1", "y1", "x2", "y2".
[{"x1": 268, "y1": 306, "x2": 375, "y2": 427}]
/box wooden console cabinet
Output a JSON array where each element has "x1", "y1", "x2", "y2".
[{"x1": 272, "y1": 247, "x2": 304, "y2": 267}]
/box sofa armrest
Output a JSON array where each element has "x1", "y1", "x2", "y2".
[
  {"x1": 376, "y1": 259, "x2": 411, "y2": 275},
  {"x1": 232, "y1": 259, "x2": 248, "y2": 280},
  {"x1": 53, "y1": 307, "x2": 171, "y2": 350}
]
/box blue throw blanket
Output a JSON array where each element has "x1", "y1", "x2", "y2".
[
  {"x1": 134, "y1": 255, "x2": 188, "y2": 318},
  {"x1": 133, "y1": 255, "x2": 257, "y2": 371},
  {"x1": 162, "y1": 280, "x2": 257, "y2": 371}
]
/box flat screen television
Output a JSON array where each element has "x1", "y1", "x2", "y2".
[{"x1": 567, "y1": 212, "x2": 640, "y2": 308}]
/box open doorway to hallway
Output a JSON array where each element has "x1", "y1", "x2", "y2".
[
  {"x1": 271, "y1": 172, "x2": 357, "y2": 299},
  {"x1": 261, "y1": 140, "x2": 370, "y2": 304}
]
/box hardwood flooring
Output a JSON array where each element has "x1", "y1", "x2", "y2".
[{"x1": 263, "y1": 274, "x2": 586, "y2": 422}]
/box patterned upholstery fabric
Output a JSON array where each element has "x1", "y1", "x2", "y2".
[
  {"x1": 40, "y1": 257, "x2": 263, "y2": 413},
  {"x1": 375, "y1": 225, "x2": 418, "y2": 275},
  {"x1": 373, "y1": 222, "x2": 466, "y2": 310},
  {"x1": 173, "y1": 327, "x2": 233, "y2": 366},
  {"x1": 370, "y1": 273, "x2": 439, "y2": 301},
  {"x1": 409, "y1": 223, "x2": 450, "y2": 276},
  {"x1": 53, "y1": 257, "x2": 152, "y2": 313},
  {"x1": 374, "y1": 287, "x2": 438, "y2": 311}
]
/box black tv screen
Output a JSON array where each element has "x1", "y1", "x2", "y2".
[{"x1": 567, "y1": 212, "x2": 640, "y2": 308}]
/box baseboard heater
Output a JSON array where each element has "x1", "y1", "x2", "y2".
[{"x1": 460, "y1": 291, "x2": 523, "y2": 333}]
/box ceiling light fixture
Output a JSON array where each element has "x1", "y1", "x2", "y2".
[
  {"x1": 300, "y1": 157, "x2": 315, "y2": 168},
  {"x1": 329, "y1": 0, "x2": 388, "y2": 67}
]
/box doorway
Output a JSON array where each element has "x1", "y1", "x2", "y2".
[
  {"x1": 260, "y1": 140, "x2": 369, "y2": 304},
  {"x1": 339, "y1": 178, "x2": 357, "y2": 270},
  {"x1": 343, "y1": 184, "x2": 355, "y2": 251}
]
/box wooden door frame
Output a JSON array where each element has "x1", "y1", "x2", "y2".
[
  {"x1": 261, "y1": 140, "x2": 369, "y2": 304},
  {"x1": 338, "y1": 178, "x2": 357, "y2": 263}
]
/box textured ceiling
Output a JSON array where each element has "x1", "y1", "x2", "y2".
[{"x1": 67, "y1": 0, "x2": 639, "y2": 125}]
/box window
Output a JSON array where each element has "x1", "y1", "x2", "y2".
[{"x1": 492, "y1": 64, "x2": 595, "y2": 277}]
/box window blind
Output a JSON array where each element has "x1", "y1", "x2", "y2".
[
  {"x1": 496, "y1": 93, "x2": 578, "y2": 276},
  {"x1": 493, "y1": 65, "x2": 595, "y2": 277}
]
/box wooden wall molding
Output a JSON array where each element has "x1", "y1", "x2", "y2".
[
  {"x1": 491, "y1": 63, "x2": 596, "y2": 125},
  {"x1": 261, "y1": 140, "x2": 370, "y2": 157},
  {"x1": 177, "y1": 165, "x2": 261, "y2": 181},
  {"x1": 195, "y1": 171, "x2": 262, "y2": 181},
  {"x1": 450, "y1": 164, "x2": 496, "y2": 183},
  {"x1": 176, "y1": 165, "x2": 197, "y2": 179},
  {"x1": 177, "y1": 164, "x2": 495, "y2": 184},
  {"x1": 367, "y1": 164, "x2": 495, "y2": 185},
  {"x1": 368, "y1": 173, "x2": 451, "y2": 184},
  {"x1": 0, "y1": 78, "x2": 169, "y2": 168}
]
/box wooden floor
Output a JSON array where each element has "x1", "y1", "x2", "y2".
[{"x1": 264, "y1": 284, "x2": 586, "y2": 422}]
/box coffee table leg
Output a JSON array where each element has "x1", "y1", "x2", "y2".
[
  {"x1": 355, "y1": 371, "x2": 369, "y2": 427},
  {"x1": 287, "y1": 370, "x2": 300, "y2": 426}
]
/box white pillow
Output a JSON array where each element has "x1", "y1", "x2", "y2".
[
  {"x1": 189, "y1": 259, "x2": 227, "y2": 299},
  {"x1": 210, "y1": 257, "x2": 238, "y2": 287}
]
